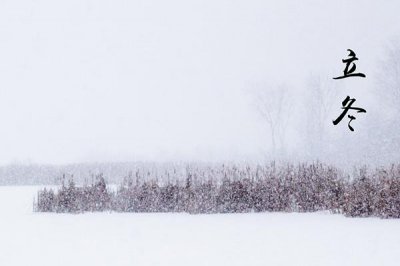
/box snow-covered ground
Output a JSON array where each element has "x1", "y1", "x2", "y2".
[{"x1": 0, "y1": 186, "x2": 400, "y2": 266}]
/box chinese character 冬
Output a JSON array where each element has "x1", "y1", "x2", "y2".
[{"x1": 333, "y1": 96, "x2": 366, "y2": 131}]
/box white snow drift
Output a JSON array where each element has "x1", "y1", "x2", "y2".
[{"x1": 0, "y1": 186, "x2": 400, "y2": 266}]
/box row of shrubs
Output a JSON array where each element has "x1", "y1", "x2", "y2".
[{"x1": 34, "y1": 163, "x2": 400, "y2": 218}]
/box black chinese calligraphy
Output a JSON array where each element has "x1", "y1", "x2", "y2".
[
  {"x1": 333, "y1": 49, "x2": 366, "y2": 79},
  {"x1": 333, "y1": 96, "x2": 366, "y2": 131}
]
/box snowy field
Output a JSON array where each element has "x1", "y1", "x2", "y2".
[{"x1": 1, "y1": 186, "x2": 400, "y2": 266}]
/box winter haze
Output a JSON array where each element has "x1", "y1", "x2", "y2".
[{"x1": 0, "y1": 0, "x2": 399, "y2": 166}]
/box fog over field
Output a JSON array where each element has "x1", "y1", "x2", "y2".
[{"x1": 0, "y1": 0, "x2": 399, "y2": 170}]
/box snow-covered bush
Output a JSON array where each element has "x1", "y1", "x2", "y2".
[{"x1": 34, "y1": 163, "x2": 400, "y2": 218}]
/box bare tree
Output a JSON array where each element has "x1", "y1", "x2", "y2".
[
  {"x1": 303, "y1": 74, "x2": 338, "y2": 158},
  {"x1": 253, "y1": 84, "x2": 293, "y2": 156},
  {"x1": 363, "y1": 40, "x2": 400, "y2": 163},
  {"x1": 377, "y1": 41, "x2": 400, "y2": 111}
]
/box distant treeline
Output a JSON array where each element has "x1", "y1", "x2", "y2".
[{"x1": 34, "y1": 163, "x2": 400, "y2": 218}]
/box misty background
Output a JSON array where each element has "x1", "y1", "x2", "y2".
[{"x1": 0, "y1": 0, "x2": 400, "y2": 183}]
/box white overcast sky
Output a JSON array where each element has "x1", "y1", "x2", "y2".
[{"x1": 0, "y1": 0, "x2": 399, "y2": 164}]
